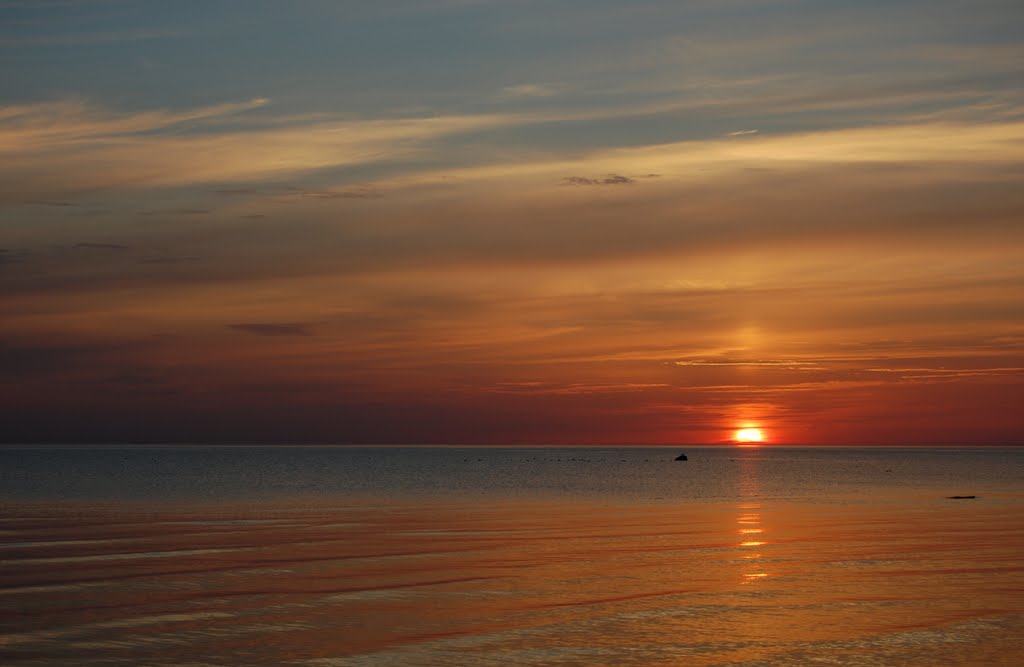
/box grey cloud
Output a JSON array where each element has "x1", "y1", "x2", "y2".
[
  {"x1": 562, "y1": 174, "x2": 635, "y2": 186},
  {"x1": 215, "y1": 185, "x2": 307, "y2": 196},
  {"x1": 215, "y1": 188, "x2": 260, "y2": 196},
  {"x1": 27, "y1": 200, "x2": 79, "y2": 207},
  {"x1": 307, "y1": 189, "x2": 382, "y2": 200},
  {"x1": 74, "y1": 242, "x2": 129, "y2": 250},
  {"x1": 0, "y1": 248, "x2": 30, "y2": 265},
  {"x1": 228, "y1": 323, "x2": 314, "y2": 337},
  {"x1": 141, "y1": 256, "x2": 201, "y2": 264},
  {"x1": 286, "y1": 186, "x2": 382, "y2": 200},
  {"x1": 137, "y1": 208, "x2": 209, "y2": 216},
  {"x1": 497, "y1": 83, "x2": 562, "y2": 100},
  {"x1": 216, "y1": 185, "x2": 381, "y2": 201},
  {"x1": 3, "y1": 160, "x2": 1021, "y2": 302}
]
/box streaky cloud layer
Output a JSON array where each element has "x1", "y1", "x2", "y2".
[{"x1": 1, "y1": 0, "x2": 1022, "y2": 444}]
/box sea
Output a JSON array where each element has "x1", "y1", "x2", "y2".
[{"x1": 1, "y1": 445, "x2": 1023, "y2": 666}]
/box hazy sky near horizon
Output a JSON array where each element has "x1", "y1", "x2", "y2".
[{"x1": 2, "y1": 0, "x2": 1023, "y2": 444}]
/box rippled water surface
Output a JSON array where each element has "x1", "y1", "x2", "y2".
[{"x1": 2, "y1": 446, "x2": 1023, "y2": 665}]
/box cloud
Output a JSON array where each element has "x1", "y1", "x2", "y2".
[
  {"x1": 0, "y1": 98, "x2": 521, "y2": 199},
  {"x1": 3, "y1": 111, "x2": 1022, "y2": 322},
  {"x1": 73, "y1": 242, "x2": 129, "y2": 250},
  {"x1": 562, "y1": 174, "x2": 635, "y2": 185},
  {"x1": 675, "y1": 358, "x2": 821, "y2": 369},
  {"x1": 497, "y1": 83, "x2": 562, "y2": 99},
  {"x1": 214, "y1": 185, "x2": 382, "y2": 202},
  {"x1": 0, "y1": 250, "x2": 30, "y2": 268},
  {"x1": 227, "y1": 323, "x2": 314, "y2": 337},
  {"x1": 376, "y1": 120, "x2": 1024, "y2": 196},
  {"x1": 137, "y1": 208, "x2": 209, "y2": 216},
  {"x1": 0, "y1": 27, "x2": 202, "y2": 47},
  {"x1": 0, "y1": 97, "x2": 270, "y2": 148},
  {"x1": 4, "y1": 82, "x2": 1019, "y2": 206},
  {"x1": 141, "y1": 256, "x2": 201, "y2": 264},
  {"x1": 485, "y1": 381, "x2": 671, "y2": 395},
  {"x1": 215, "y1": 187, "x2": 266, "y2": 196},
  {"x1": 863, "y1": 366, "x2": 1024, "y2": 381},
  {"x1": 27, "y1": 200, "x2": 78, "y2": 207},
  {"x1": 297, "y1": 188, "x2": 383, "y2": 200},
  {"x1": 217, "y1": 186, "x2": 308, "y2": 198}
]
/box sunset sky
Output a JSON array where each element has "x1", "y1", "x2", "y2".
[{"x1": 2, "y1": 0, "x2": 1022, "y2": 445}]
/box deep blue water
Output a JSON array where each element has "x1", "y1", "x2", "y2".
[{"x1": 2, "y1": 445, "x2": 1021, "y2": 504}]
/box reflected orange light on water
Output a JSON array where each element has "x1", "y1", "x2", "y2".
[
  {"x1": 738, "y1": 453, "x2": 771, "y2": 583},
  {"x1": 5, "y1": 487, "x2": 1024, "y2": 664}
]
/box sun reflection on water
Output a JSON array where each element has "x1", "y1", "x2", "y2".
[{"x1": 737, "y1": 452, "x2": 770, "y2": 584}]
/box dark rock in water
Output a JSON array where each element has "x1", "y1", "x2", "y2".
[
  {"x1": 947, "y1": 495, "x2": 976, "y2": 500},
  {"x1": 674, "y1": 453, "x2": 688, "y2": 461}
]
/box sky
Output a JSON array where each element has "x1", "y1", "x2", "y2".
[{"x1": 2, "y1": 0, "x2": 1023, "y2": 445}]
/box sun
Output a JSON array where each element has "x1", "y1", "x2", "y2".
[{"x1": 735, "y1": 427, "x2": 764, "y2": 443}]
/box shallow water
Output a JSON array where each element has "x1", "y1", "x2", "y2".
[{"x1": 2, "y1": 446, "x2": 1023, "y2": 665}]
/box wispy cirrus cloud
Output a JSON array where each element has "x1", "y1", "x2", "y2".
[
  {"x1": 485, "y1": 381, "x2": 671, "y2": 395},
  {"x1": 0, "y1": 98, "x2": 523, "y2": 199},
  {"x1": 675, "y1": 358, "x2": 822, "y2": 369},
  {"x1": 864, "y1": 367, "x2": 1024, "y2": 380},
  {"x1": 5, "y1": 85, "x2": 1022, "y2": 206},
  {"x1": 0, "y1": 97, "x2": 270, "y2": 147}
]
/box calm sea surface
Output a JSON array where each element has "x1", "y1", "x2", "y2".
[{"x1": 2, "y1": 446, "x2": 1023, "y2": 666}]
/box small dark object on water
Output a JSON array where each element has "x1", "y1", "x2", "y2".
[
  {"x1": 947, "y1": 495, "x2": 976, "y2": 500},
  {"x1": 674, "y1": 453, "x2": 688, "y2": 461}
]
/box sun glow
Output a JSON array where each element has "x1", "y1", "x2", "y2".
[{"x1": 735, "y1": 427, "x2": 764, "y2": 443}]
